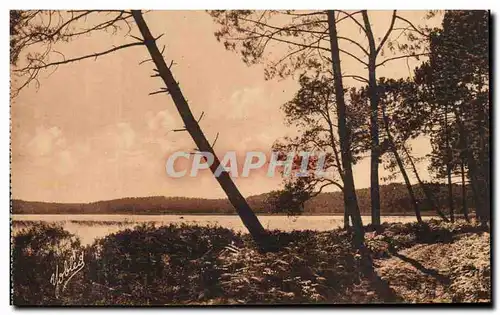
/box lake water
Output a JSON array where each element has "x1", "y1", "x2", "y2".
[{"x1": 11, "y1": 214, "x2": 430, "y2": 246}]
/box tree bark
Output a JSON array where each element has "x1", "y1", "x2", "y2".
[
  {"x1": 131, "y1": 10, "x2": 273, "y2": 250},
  {"x1": 327, "y1": 10, "x2": 364, "y2": 245},
  {"x1": 361, "y1": 11, "x2": 381, "y2": 226}
]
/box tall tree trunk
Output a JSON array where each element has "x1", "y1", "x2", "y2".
[
  {"x1": 476, "y1": 104, "x2": 490, "y2": 223},
  {"x1": 455, "y1": 109, "x2": 470, "y2": 222},
  {"x1": 402, "y1": 145, "x2": 449, "y2": 222},
  {"x1": 452, "y1": 109, "x2": 486, "y2": 224},
  {"x1": 464, "y1": 141, "x2": 486, "y2": 222},
  {"x1": 327, "y1": 10, "x2": 364, "y2": 245},
  {"x1": 474, "y1": 71, "x2": 489, "y2": 223},
  {"x1": 444, "y1": 108, "x2": 454, "y2": 222},
  {"x1": 381, "y1": 106, "x2": 422, "y2": 223},
  {"x1": 131, "y1": 10, "x2": 273, "y2": 250},
  {"x1": 460, "y1": 160, "x2": 469, "y2": 222},
  {"x1": 324, "y1": 108, "x2": 349, "y2": 229},
  {"x1": 361, "y1": 11, "x2": 381, "y2": 226},
  {"x1": 467, "y1": 158, "x2": 486, "y2": 223},
  {"x1": 446, "y1": 169, "x2": 454, "y2": 222}
]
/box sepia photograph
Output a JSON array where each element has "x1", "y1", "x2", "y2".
[{"x1": 9, "y1": 7, "x2": 491, "y2": 306}]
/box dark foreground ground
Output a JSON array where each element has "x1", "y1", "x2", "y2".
[{"x1": 11, "y1": 219, "x2": 490, "y2": 305}]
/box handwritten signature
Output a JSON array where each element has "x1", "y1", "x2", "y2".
[{"x1": 49, "y1": 251, "x2": 85, "y2": 298}]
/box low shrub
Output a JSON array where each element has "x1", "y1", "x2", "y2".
[
  {"x1": 11, "y1": 223, "x2": 85, "y2": 305},
  {"x1": 11, "y1": 219, "x2": 490, "y2": 305}
]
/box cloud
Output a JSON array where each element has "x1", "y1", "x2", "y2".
[
  {"x1": 228, "y1": 87, "x2": 264, "y2": 119},
  {"x1": 26, "y1": 126, "x2": 66, "y2": 156},
  {"x1": 90, "y1": 122, "x2": 146, "y2": 165},
  {"x1": 92, "y1": 122, "x2": 137, "y2": 154},
  {"x1": 146, "y1": 110, "x2": 178, "y2": 131},
  {"x1": 16, "y1": 126, "x2": 85, "y2": 177},
  {"x1": 144, "y1": 110, "x2": 192, "y2": 153}
]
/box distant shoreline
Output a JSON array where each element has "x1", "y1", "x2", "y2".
[{"x1": 12, "y1": 184, "x2": 467, "y2": 218}]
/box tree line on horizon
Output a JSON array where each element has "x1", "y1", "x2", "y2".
[{"x1": 12, "y1": 182, "x2": 474, "y2": 217}]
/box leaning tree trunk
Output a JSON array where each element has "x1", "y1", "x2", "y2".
[
  {"x1": 327, "y1": 10, "x2": 364, "y2": 245},
  {"x1": 381, "y1": 106, "x2": 422, "y2": 223},
  {"x1": 390, "y1": 145, "x2": 421, "y2": 222},
  {"x1": 131, "y1": 10, "x2": 273, "y2": 250},
  {"x1": 402, "y1": 145, "x2": 449, "y2": 222},
  {"x1": 362, "y1": 11, "x2": 381, "y2": 227}
]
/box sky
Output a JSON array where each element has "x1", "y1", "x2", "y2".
[{"x1": 11, "y1": 10, "x2": 442, "y2": 203}]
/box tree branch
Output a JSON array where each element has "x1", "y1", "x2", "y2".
[
  {"x1": 338, "y1": 36, "x2": 369, "y2": 55},
  {"x1": 376, "y1": 10, "x2": 397, "y2": 56},
  {"x1": 339, "y1": 48, "x2": 368, "y2": 66},
  {"x1": 343, "y1": 74, "x2": 369, "y2": 84},
  {"x1": 395, "y1": 15, "x2": 430, "y2": 38},
  {"x1": 376, "y1": 53, "x2": 428, "y2": 67},
  {"x1": 15, "y1": 41, "x2": 144, "y2": 72},
  {"x1": 336, "y1": 10, "x2": 367, "y2": 34}
]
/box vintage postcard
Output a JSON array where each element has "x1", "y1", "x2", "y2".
[{"x1": 10, "y1": 9, "x2": 491, "y2": 306}]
